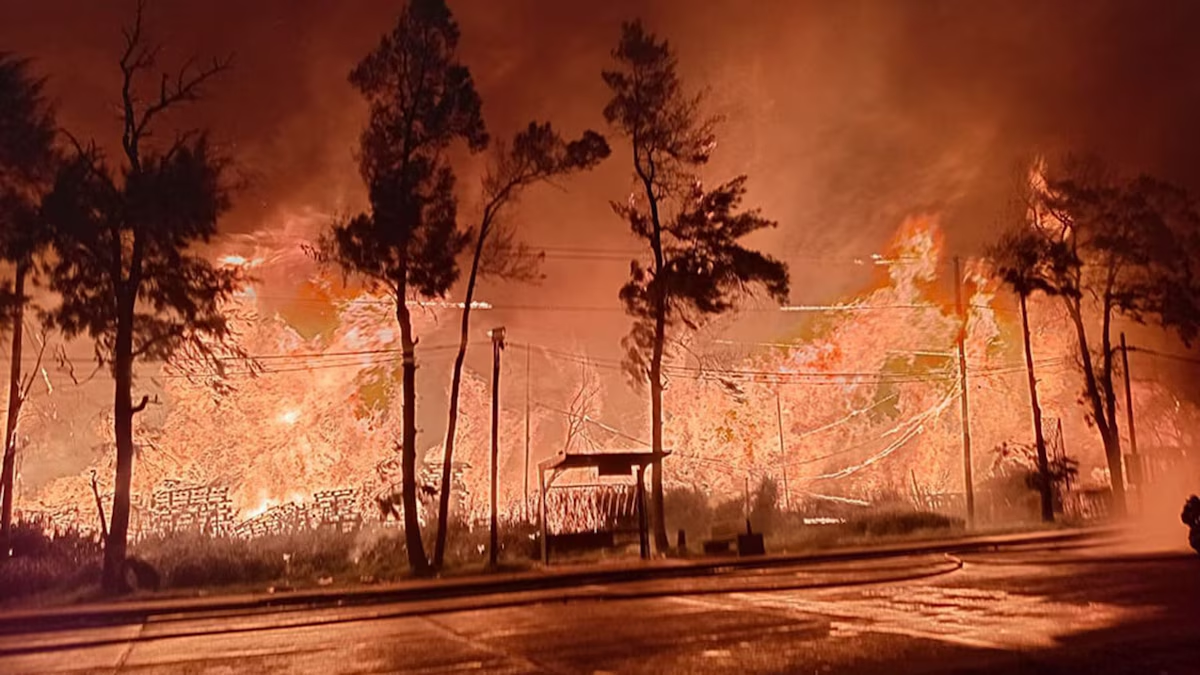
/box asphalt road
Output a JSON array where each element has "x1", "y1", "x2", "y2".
[{"x1": 2, "y1": 538, "x2": 1197, "y2": 674}]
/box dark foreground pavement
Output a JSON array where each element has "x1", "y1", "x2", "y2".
[{"x1": 1, "y1": 530, "x2": 1197, "y2": 674}]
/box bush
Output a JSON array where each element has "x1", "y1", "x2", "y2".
[
  {"x1": 664, "y1": 487, "x2": 713, "y2": 544},
  {"x1": 749, "y1": 478, "x2": 779, "y2": 533},
  {"x1": 438, "y1": 517, "x2": 539, "y2": 570},
  {"x1": 350, "y1": 526, "x2": 409, "y2": 582},
  {"x1": 0, "y1": 523, "x2": 103, "y2": 603},
  {"x1": 137, "y1": 534, "x2": 285, "y2": 588},
  {"x1": 135, "y1": 528, "x2": 370, "y2": 589},
  {"x1": 841, "y1": 510, "x2": 963, "y2": 538}
]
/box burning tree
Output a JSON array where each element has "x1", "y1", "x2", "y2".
[
  {"x1": 318, "y1": 0, "x2": 487, "y2": 576},
  {"x1": 602, "y1": 20, "x2": 789, "y2": 550},
  {"x1": 432, "y1": 122, "x2": 609, "y2": 569},
  {"x1": 1024, "y1": 157, "x2": 1200, "y2": 516},
  {"x1": 41, "y1": 2, "x2": 239, "y2": 592},
  {"x1": 0, "y1": 53, "x2": 58, "y2": 554}
]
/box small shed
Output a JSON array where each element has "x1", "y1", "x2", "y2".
[{"x1": 537, "y1": 448, "x2": 667, "y2": 563}]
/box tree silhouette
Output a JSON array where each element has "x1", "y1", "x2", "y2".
[
  {"x1": 603, "y1": 21, "x2": 789, "y2": 550},
  {"x1": 318, "y1": 0, "x2": 487, "y2": 576},
  {"x1": 43, "y1": 1, "x2": 238, "y2": 592},
  {"x1": 1026, "y1": 156, "x2": 1200, "y2": 517},
  {"x1": 988, "y1": 226, "x2": 1071, "y2": 522},
  {"x1": 0, "y1": 52, "x2": 58, "y2": 554},
  {"x1": 431, "y1": 122, "x2": 608, "y2": 569}
]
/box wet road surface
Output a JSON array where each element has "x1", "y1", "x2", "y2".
[{"x1": 1, "y1": 540, "x2": 1197, "y2": 674}]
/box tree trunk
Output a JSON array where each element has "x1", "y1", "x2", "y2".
[
  {"x1": 396, "y1": 294, "x2": 431, "y2": 576},
  {"x1": 639, "y1": 171, "x2": 670, "y2": 555},
  {"x1": 648, "y1": 306, "x2": 668, "y2": 552},
  {"x1": 432, "y1": 231, "x2": 485, "y2": 570},
  {"x1": 1064, "y1": 299, "x2": 1126, "y2": 516},
  {"x1": 0, "y1": 261, "x2": 28, "y2": 555},
  {"x1": 1098, "y1": 298, "x2": 1127, "y2": 517},
  {"x1": 102, "y1": 308, "x2": 135, "y2": 593},
  {"x1": 1019, "y1": 294, "x2": 1054, "y2": 523}
]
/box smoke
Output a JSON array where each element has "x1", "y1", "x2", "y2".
[{"x1": 5, "y1": 0, "x2": 1199, "y2": 281}]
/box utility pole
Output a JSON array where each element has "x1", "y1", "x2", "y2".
[
  {"x1": 775, "y1": 389, "x2": 790, "y2": 511},
  {"x1": 1120, "y1": 332, "x2": 1141, "y2": 513},
  {"x1": 488, "y1": 326, "x2": 506, "y2": 569},
  {"x1": 636, "y1": 465, "x2": 649, "y2": 560},
  {"x1": 953, "y1": 256, "x2": 976, "y2": 527},
  {"x1": 524, "y1": 343, "x2": 531, "y2": 522}
]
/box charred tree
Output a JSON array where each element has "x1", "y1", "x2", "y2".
[
  {"x1": 318, "y1": 0, "x2": 486, "y2": 576},
  {"x1": 432, "y1": 123, "x2": 607, "y2": 569},
  {"x1": 602, "y1": 21, "x2": 789, "y2": 552},
  {"x1": 43, "y1": 1, "x2": 239, "y2": 593}
]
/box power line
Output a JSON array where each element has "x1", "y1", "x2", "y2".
[
  {"x1": 1127, "y1": 345, "x2": 1200, "y2": 367},
  {"x1": 244, "y1": 293, "x2": 1001, "y2": 314},
  {"x1": 206, "y1": 343, "x2": 471, "y2": 362},
  {"x1": 517, "y1": 340, "x2": 963, "y2": 387}
]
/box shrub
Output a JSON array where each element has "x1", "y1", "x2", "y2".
[
  {"x1": 134, "y1": 528, "x2": 368, "y2": 589},
  {"x1": 841, "y1": 510, "x2": 963, "y2": 538},
  {"x1": 137, "y1": 534, "x2": 285, "y2": 588},
  {"x1": 749, "y1": 478, "x2": 779, "y2": 533},
  {"x1": 351, "y1": 526, "x2": 409, "y2": 582},
  {"x1": 664, "y1": 487, "x2": 713, "y2": 544},
  {"x1": 0, "y1": 523, "x2": 103, "y2": 603}
]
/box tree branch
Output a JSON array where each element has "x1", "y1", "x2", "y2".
[
  {"x1": 131, "y1": 395, "x2": 151, "y2": 415},
  {"x1": 117, "y1": 0, "x2": 232, "y2": 165},
  {"x1": 18, "y1": 325, "x2": 50, "y2": 402},
  {"x1": 131, "y1": 324, "x2": 185, "y2": 359},
  {"x1": 134, "y1": 54, "x2": 232, "y2": 142}
]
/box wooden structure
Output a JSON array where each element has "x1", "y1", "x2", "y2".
[{"x1": 537, "y1": 448, "x2": 665, "y2": 564}]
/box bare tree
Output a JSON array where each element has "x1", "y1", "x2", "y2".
[
  {"x1": 562, "y1": 359, "x2": 603, "y2": 454},
  {"x1": 431, "y1": 122, "x2": 608, "y2": 569},
  {"x1": 43, "y1": 1, "x2": 238, "y2": 592}
]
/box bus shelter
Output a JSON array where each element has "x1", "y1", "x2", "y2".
[{"x1": 537, "y1": 449, "x2": 665, "y2": 564}]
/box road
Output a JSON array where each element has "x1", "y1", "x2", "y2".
[{"x1": 1, "y1": 536, "x2": 1197, "y2": 674}]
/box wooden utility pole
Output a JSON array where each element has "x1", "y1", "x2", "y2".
[
  {"x1": 953, "y1": 256, "x2": 976, "y2": 526},
  {"x1": 775, "y1": 389, "x2": 790, "y2": 511},
  {"x1": 524, "y1": 344, "x2": 531, "y2": 522},
  {"x1": 636, "y1": 465, "x2": 649, "y2": 560},
  {"x1": 1120, "y1": 332, "x2": 1141, "y2": 512},
  {"x1": 488, "y1": 326, "x2": 506, "y2": 568}
]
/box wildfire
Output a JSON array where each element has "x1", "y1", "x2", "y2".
[{"x1": 19, "y1": 214, "x2": 1200, "y2": 536}]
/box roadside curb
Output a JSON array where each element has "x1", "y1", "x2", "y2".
[{"x1": 0, "y1": 526, "x2": 1108, "y2": 635}]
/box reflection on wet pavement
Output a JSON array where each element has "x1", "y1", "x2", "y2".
[{"x1": 727, "y1": 580, "x2": 1151, "y2": 650}]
